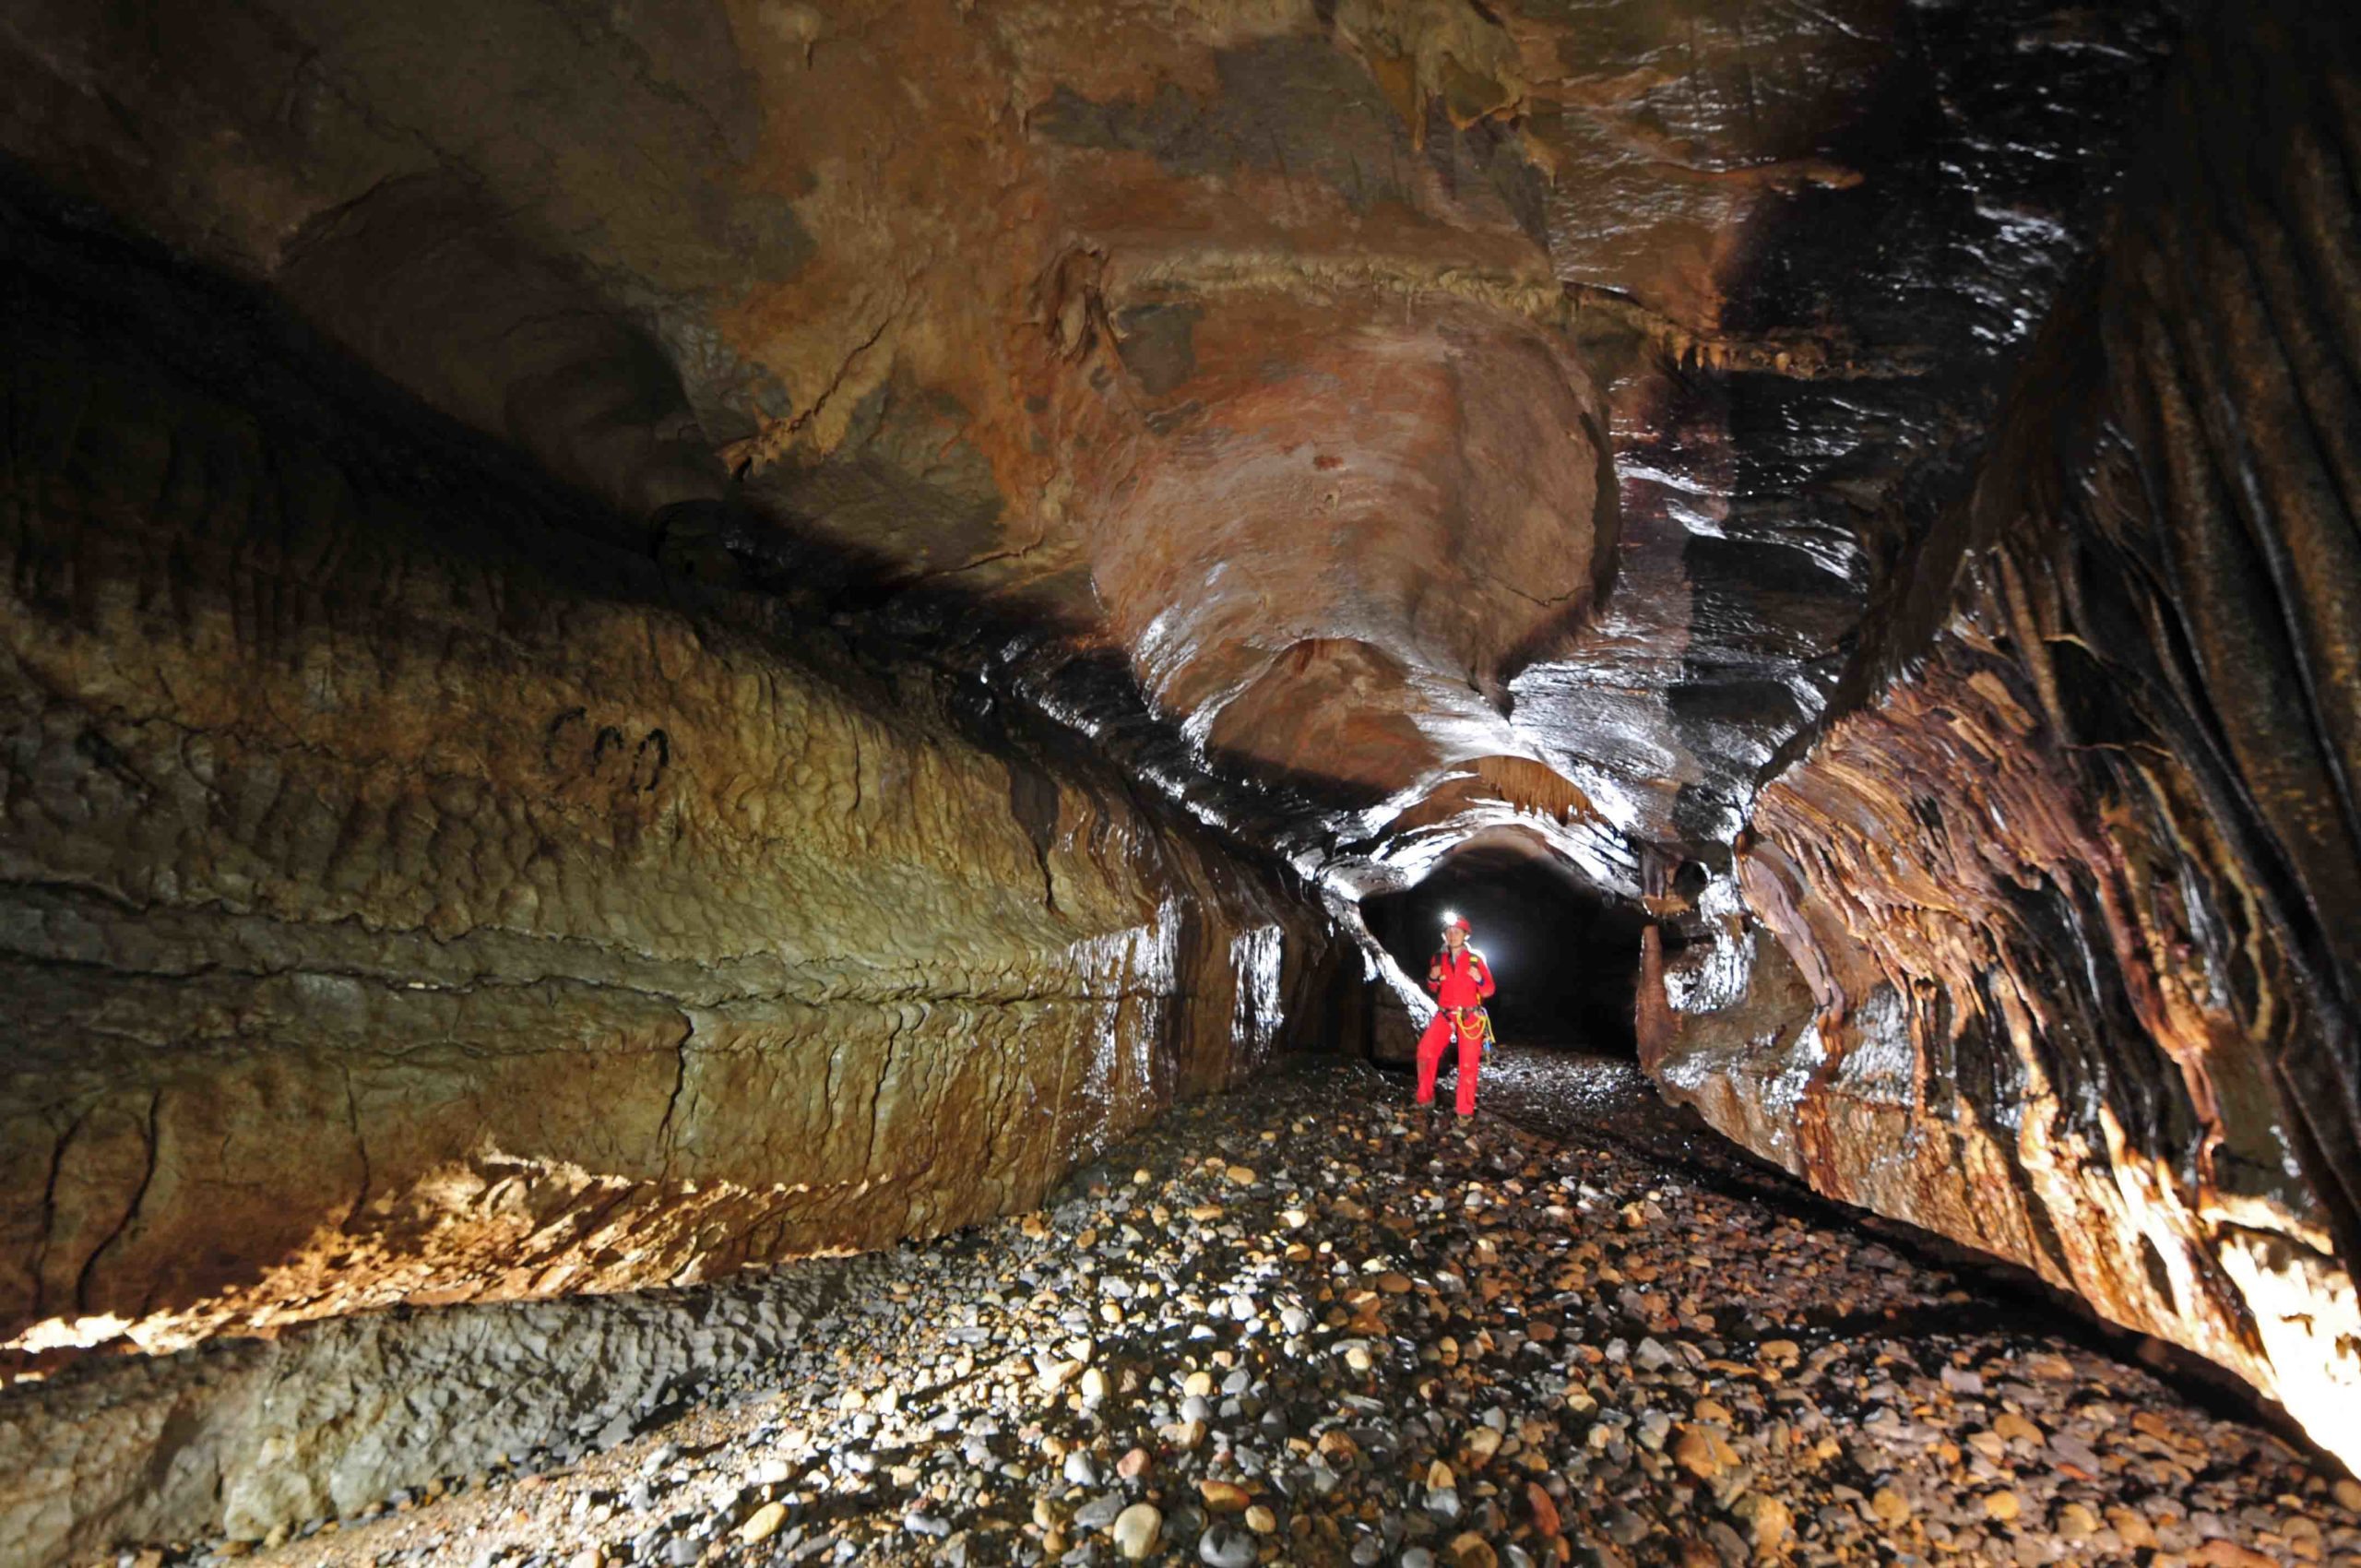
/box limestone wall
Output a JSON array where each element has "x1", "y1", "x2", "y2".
[
  {"x1": 0, "y1": 205, "x2": 1335, "y2": 1385},
  {"x1": 1639, "y1": 1, "x2": 2361, "y2": 1474}
]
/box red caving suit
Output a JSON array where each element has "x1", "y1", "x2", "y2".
[{"x1": 1416, "y1": 945, "x2": 1495, "y2": 1115}]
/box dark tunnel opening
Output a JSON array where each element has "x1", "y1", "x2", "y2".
[{"x1": 1360, "y1": 831, "x2": 1652, "y2": 1056}]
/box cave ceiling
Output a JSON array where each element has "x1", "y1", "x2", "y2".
[{"x1": 0, "y1": 0, "x2": 2178, "y2": 897}]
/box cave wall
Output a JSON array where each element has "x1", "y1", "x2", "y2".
[
  {"x1": 0, "y1": 199, "x2": 1335, "y2": 1378},
  {"x1": 1642, "y1": 0, "x2": 2361, "y2": 1470},
  {"x1": 4, "y1": 0, "x2": 2355, "y2": 1491}
]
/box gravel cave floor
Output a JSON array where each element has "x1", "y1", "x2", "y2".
[{"x1": 148, "y1": 1048, "x2": 2361, "y2": 1568}]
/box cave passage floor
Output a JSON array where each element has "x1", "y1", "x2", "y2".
[{"x1": 214, "y1": 1050, "x2": 2357, "y2": 1568}]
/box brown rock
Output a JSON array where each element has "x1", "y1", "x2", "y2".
[
  {"x1": 1673, "y1": 1427, "x2": 1724, "y2": 1481},
  {"x1": 1445, "y1": 1534, "x2": 1499, "y2": 1568},
  {"x1": 1626, "y1": 18, "x2": 2361, "y2": 1470},
  {"x1": 1992, "y1": 1411, "x2": 2043, "y2": 1443},
  {"x1": 2198, "y1": 1545, "x2": 2280, "y2": 1568},
  {"x1": 1734, "y1": 1494, "x2": 1793, "y2": 1556},
  {"x1": 2190, "y1": 1539, "x2": 2285, "y2": 1568},
  {"x1": 1200, "y1": 1479, "x2": 1252, "y2": 1514},
  {"x1": 2107, "y1": 1507, "x2": 2159, "y2": 1549},
  {"x1": 0, "y1": 248, "x2": 1339, "y2": 1401},
  {"x1": 1526, "y1": 1482, "x2": 1560, "y2": 1538}
]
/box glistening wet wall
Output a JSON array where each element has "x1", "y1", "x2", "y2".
[
  {"x1": 0, "y1": 190, "x2": 1337, "y2": 1384},
  {"x1": 1640, "y1": 0, "x2": 2361, "y2": 1474}
]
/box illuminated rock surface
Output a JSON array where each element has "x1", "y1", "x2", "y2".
[
  {"x1": 15, "y1": 1057, "x2": 2354, "y2": 1566},
  {"x1": 1643, "y1": 0, "x2": 2361, "y2": 1473},
  {"x1": 2, "y1": 0, "x2": 2360, "y2": 1550},
  {"x1": 0, "y1": 201, "x2": 1335, "y2": 1379}
]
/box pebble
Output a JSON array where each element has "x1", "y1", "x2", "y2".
[
  {"x1": 1200, "y1": 1479, "x2": 1251, "y2": 1513},
  {"x1": 1198, "y1": 1520, "x2": 1257, "y2": 1567},
  {"x1": 734, "y1": 1503, "x2": 786, "y2": 1545},
  {"x1": 176, "y1": 1057, "x2": 2361, "y2": 1568},
  {"x1": 1736, "y1": 1493, "x2": 1792, "y2": 1551},
  {"x1": 1112, "y1": 1502, "x2": 1163, "y2": 1561},
  {"x1": 1443, "y1": 1533, "x2": 1497, "y2": 1568}
]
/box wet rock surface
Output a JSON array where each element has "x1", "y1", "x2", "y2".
[
  {"x1": 3, "y1": 0, "x2": 2359, "y2": 1508},
  {"x1": 80, "y1": 1055, "x2": 2356, "y2": 1568},
  {"x1": 1639, "y1": 0, "x2": 2361, "y2": 1470},
  {"x1": 0, "y1": 0, "x2": 2177, "y2": 883},
  {"x1": 0, "y1": 196, "x2": 1335, "y2": 1379}
]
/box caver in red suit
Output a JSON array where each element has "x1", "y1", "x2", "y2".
[{"x1": 1415, "y1": 917, "x2": 1495, "y2": 1116}]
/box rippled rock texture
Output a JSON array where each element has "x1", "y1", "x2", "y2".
[
  {"x1": 0, "y1": 0, "x2": 1632, "y2": 869},
  {"x1": 1646, "y1": 0, "x2": 2361, "y2": 1471},
  {"x1": 17, "y1": 0, "x2": 2147, "y2": 887},
  {"x1": 0, "y1": 200, "x2": 1335, "y2": 1380},
  {"x1": 6, "y1": 0, "x2": 2361, "y2": 1497}
]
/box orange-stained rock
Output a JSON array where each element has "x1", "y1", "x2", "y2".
[
  {"x1": 0, "y1": 231, "x2": 1335, "y2": 1373},
  {"x1": 8, "y1": 0, "x2": 2357, "y2": 1493},
  {"x1": 1643, "y1": 0, "x2": 2361, "y2": 1476}
]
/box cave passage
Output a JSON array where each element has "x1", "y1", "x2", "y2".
[
  {"x1": 8, "y1": 0, "x2": 2361, "y2": 1560},
  {"x1": 1361, "y1": 833, "x2": 1649, "y2": 1056}
]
